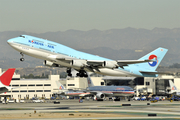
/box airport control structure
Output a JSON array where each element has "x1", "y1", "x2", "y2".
[{"x1": 0, "y1": 68, "x2": 180, "y2": 100}]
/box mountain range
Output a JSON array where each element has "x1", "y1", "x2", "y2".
[{"x1": 1, "y1": 27, "x2": 180, "y2": 69}]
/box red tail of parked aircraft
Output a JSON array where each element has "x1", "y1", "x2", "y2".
[{"x1": 0, "y1": 68, "x2": 15, "y2": 94}]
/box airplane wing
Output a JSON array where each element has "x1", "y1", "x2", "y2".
[
  {"x1": 100, "y1": 91, "x2": 113, "y2": 95},
  {"x1": 0, "y1": 87, "x2": 9, "y2": 94},
  {"x1": 78, "y1": 92, "x2": 92, "y2": 97},
  {"x1": 54, "y1": 55, "x2": 153, "y2": 69},
  {"x1": 87, "y1": 59, "x2": 153, "y2": 69},
  {"x1": 47, "y1": 55, "x2": 74, "y2": 62},
  {"x1": 89, "y1": 91, "x2": 113, "y2": 95}
]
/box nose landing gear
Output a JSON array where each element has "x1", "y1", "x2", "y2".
[{"x1": 20, "y1": 52, "x2": 25, "y2": 62}]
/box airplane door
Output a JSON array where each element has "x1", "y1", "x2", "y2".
[{"x1": 52, "y1": 47, "x2": 56, "y2": 53}]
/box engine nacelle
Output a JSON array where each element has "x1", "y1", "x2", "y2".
[
  {"x1": 102, "y1": 61, "x2": 118, "y2": 69},
  {"x1": 96, "y1": 93, "x2": 105, "y2": 99},
  {"x1": 44, "y1": 60, "x2": 59, "y2": 67},
  {"x1": 70, "y1": 60, "x2": 86, "y2": 67}
]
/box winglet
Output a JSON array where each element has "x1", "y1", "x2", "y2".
[{"x1": 0, "y1": 68, "x2": 15, "y2": 86}]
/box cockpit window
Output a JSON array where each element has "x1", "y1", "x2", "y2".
[{"x1": 19, "y1": 35, "x2": 25, "y2": 38}]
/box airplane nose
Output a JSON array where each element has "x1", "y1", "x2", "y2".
[
  {"x1": 7, "y1": 40, "x2": 11, "y2": 44},
  {"x1": 7, "y1": 39, "x2": 13, "y2": 45}
]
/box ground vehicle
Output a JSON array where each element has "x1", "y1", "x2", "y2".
[
  {"x1": 133, "y1": 96, "x2": 146, "y2": 101},
  {"x1": 150, "y1": 98, "x2": 158, "y2": 103},
  {"x1": 2, "y1": 101, "x2": 7, "y2": 104},
  {"x1": 50, "y1": 97, "x2": 56, "y2": 100},
  {"x1": 20, "y1": 100, "x2": 25, "y2": 103},
  {"x1": 171, "y1": 96, "x2": 180, "y2": 101},
  {"x1": 8, "y1": 99, "x2": 15, "y2": 103},
  {"x1": 32, "y1": 99, "x2": 44, "y2": 103}
]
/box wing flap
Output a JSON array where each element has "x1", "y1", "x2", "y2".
[
  {"x1": 56, "y1": 57, "x2": 73, "y2": 61},
  {"x1": 87, "y1": 60, "x2": 104, "y2": 66}
]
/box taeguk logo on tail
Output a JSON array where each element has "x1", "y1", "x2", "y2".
[{"x1": 148, "y1": 55, "x2": 158, "y2": 67}]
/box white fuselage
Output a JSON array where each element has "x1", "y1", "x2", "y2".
[{"x1": 9, "y1": 42, "x2": 140, "y2": 77}]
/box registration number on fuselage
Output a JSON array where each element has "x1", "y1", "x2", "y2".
[{"x1": 21, "y1": 47, "x2": 29, "y2": 50}]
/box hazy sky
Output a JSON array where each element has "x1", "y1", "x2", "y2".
[{"x1": 1, "y1": 0, "x2": 180, "y2": 33}]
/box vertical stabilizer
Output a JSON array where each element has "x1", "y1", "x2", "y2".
[
  {"x1": 87, "y1": 73, "x2": 94, "y2": 87},
  {"x1": 138, "y1": 47, "x2": 168, "y2": 71},
  {"x1": 56, "y1": 81, "x2": 66, "y2": 90},
  {"x1": 0, "y1": 68, "x2": 15, "y2": 86},
  {"x1": 169, "y1": 80, "x2": 178, "y2": 93}
]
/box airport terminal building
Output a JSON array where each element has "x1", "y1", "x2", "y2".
[
  {"x1": 0, "y1": 68, "x2": 180, "y2": 100},
  {"x1": 0, "y1": 69, "x2": 104, "y2": 100},
  {"x1": 5, "y1": 76, "x2": 103, "y2": 100},
  {"x1": 103, "y1": 75, "x2": 180, "y2": 96}
]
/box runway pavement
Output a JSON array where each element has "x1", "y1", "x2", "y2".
[{"x1": 0, "y1": 99, "x2": 180, "y2": 119}]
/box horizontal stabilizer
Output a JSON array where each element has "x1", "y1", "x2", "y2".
[
  {"x1": 117, "y1": 59, "x2": 153, "y2": 66},
  {"x1": 140, "y1": 71, "x2": 171, "y2": 75}
]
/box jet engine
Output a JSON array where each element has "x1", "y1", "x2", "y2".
[
  {"x1": 96, "y1": 93, "x2": 105, "y2": 99},
  {"x1": 43, "y1": 60, "x2": 59, "y2": 67},
  {"x1": 102, "y1": 61, "x2": 118, "y2": 69},
  {"x1": 70, "y1": 60, "x2": 86, "y2": 67}
]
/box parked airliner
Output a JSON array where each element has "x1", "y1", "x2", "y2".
[
  {"x1": 55, "y1": 81, "x2": 91, "y2": 97},
  {"x1": 0, "y1": 68, "x2": 16, "y2": 94},
  {"x1": 168, "y1": 80, "x2": 180, "y2": 96},
  {"x1": 86, "y1": 74, "x2": 134, "y2": 100},
  {"x1": 7, "y1": 35, "x2": 168, "y2": 77},
  {"x1": 55, "y1": 73, "x2": 134, "y2": 100}
]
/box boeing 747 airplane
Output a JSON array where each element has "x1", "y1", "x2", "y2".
[{"x1": 7, "y1": 35, "x2": 168, "y2": 77}]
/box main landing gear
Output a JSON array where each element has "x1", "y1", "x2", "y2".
[
  {"x1": 67, "y1": 69, "x2": 72, "y2": 77},
  {"x1": 76, "y1": 70, "x2": 88, "y2": 77},
  {"x1": 20, "y1": 52, "x2": 25, "y2": 62},
  {"x1": 67, "y1": 69, "x2": 88, "y2": 77}
]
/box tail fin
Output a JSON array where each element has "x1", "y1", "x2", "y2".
[
  {"x1": 169, "y1": 80, "x2": 178, "y2": 93},
  {"x1": 87, "y1": 73, "x2": 94, "y2": 87},
  {"x1": 56, "y1": 81, "x2": 65, "y2": 90},
  {"x1": 138, "y1": 47, "x2": 168, "y2": 71},
  {"x1": 0, "y1": 68, "x2": 15, "y2": 86}
]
